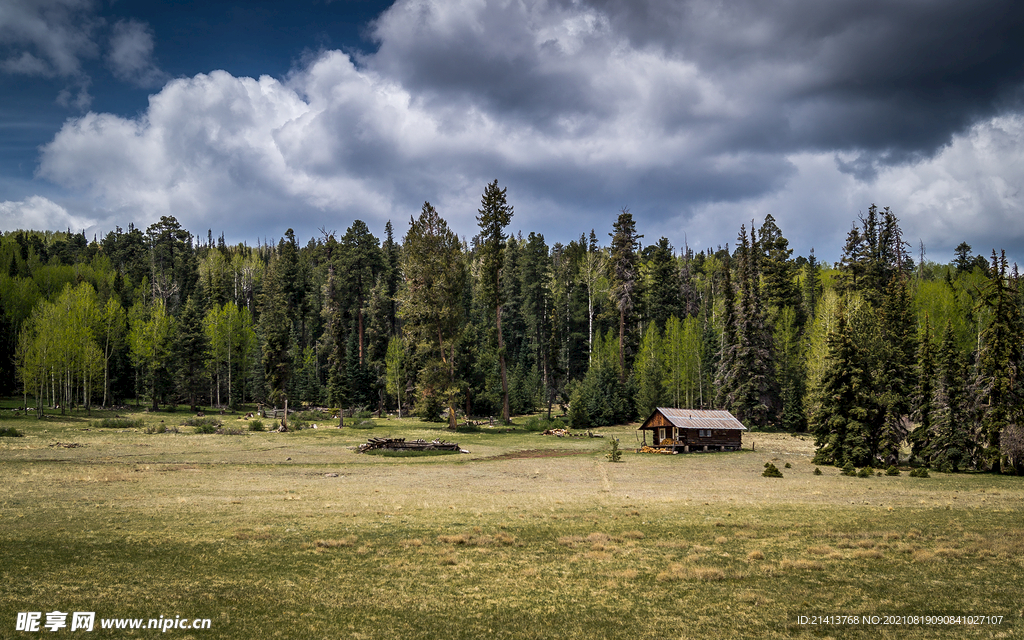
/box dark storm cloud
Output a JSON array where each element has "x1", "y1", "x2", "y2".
[{"x1": 11, "y1": 0, "x2": 1024, "y2": 261}]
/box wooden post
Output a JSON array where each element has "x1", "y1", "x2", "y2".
[{"x1": 282, "y1": 399, "x2": 288, "y2": 428}]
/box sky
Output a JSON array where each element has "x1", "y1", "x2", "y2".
[{"x1": 2, "y1": 0, "x2": 1024, "y2": 264}]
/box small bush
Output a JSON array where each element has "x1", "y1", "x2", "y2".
[
  {"x1": 354, "y1": 410, "x2": 374, "y2": 419},
  {"x1": 183, "y1": 417, "x2": 221, "y2": 428},
  {"x1": 909, "y1": 467, "x2": 930, "y2": 478},
  {"x1": 0, "y1": 426, "x2": 24, "y2": 437},
  {"x1": 144, "y1": 424, "x2": 178, "y2": 434},
  {"x1": 454, "y1": 423, "x2": 482, "y2": 433},
  {"x1": 193, "y1": 424, "x2": 217, "y2": 434},
  {"x1": 813, "y1": 467, "x2": 822, "y2": 476},
  {"x1": 856, "y1": 467, "x2": 871, "y2": 478},
  {"x1": 783, "y1": 462, "x2": 792, "y2": 469},
  {"x1": 248, "y1": 419, "x2": 265, "y2": 432},
  {"x1": 348, "y1": 419, "x2": 375, "y2": 430},
  {"x1": 606, "y1": 438, "x2": 622, "y2": 462},
  {"x1": 525, "y1": 416, "x2": 566, "y2": 432},
  {"x1": 762, "y1": 463, "x2": 783, "y2": 478},
  {"x1": 96, "y1": 418, "x2": 143, "y2": 429},
  {"x1": 841, "y1": 461, "x2": 857, "y2": 476}
]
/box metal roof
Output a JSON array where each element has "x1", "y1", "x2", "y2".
[{"x1": 639, "y1": 408, "x2": 747, "y2": 431}]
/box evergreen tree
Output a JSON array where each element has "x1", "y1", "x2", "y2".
[
  {"x1": 718, "y1": 225, "x2": 778, "y2": 429},
  {"x1": 644, "y1": 237, "x2": 682, "y2": 329},
  {"x1": 909, "y1": 314, "x2": 936, "y2": 463},
  {"x1": 608, "y1": 209, "x2": 642, "y2": 381},
  {"x1": 476, "y1": 180, "x2": 514, "y2": 423},
  {"x1": 875, "y1": 276, "x2": 917, "y2": 465},
  {"x1": 399, "y1": 202, "x2": 467, "y2": 429},
  {"x1": 929, "y1": 321, "x2": 971, "y2": 471},
  {"x1": 175, "y1": 294, "x2": 209, "y2": 412},
  {"x1": 811, "y1": 307, "x2": 875, "y2": 466},
  {"x1": 260, "y1": 254, "x2": 293, "y2": 407},
  {"x1": 973, "y1": 250, "x2": 1023, "y2": 472}
]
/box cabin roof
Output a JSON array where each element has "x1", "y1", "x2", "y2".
[{"x1": 638, "y1": 408, "x2": 747, "y2": 431}]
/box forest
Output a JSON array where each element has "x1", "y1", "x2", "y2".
[{"x1": 1, "y1": 180, "x2": 1021, "y2": 474}]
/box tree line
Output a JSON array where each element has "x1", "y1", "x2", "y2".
[{"x1": 1, "y1": 188, "x2": 1022, "y2": 473}]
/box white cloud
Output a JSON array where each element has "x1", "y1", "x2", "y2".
[
  {"x1": 26, "y1": 0, "x2": 1024, "y2": 258},
  {"x1": 0, "y1": 0, "x2": 99, "y2": 79},
  {"x1": 106, "y1": 19, "x2": 166, "y2": 87},
  {"x1": 0, "y1": 195, "x2": 96, "y2": 232}
]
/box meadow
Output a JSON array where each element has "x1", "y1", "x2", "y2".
[{"x1": 1, "y1": 405, "x2": 1022, "y2": 639}]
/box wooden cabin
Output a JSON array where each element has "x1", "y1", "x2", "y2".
[{"x1": 638, "y1": 408, "x2": 746, "y2": 452}]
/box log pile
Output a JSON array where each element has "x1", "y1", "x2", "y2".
[
  {"x1": 639, "y1": 445, "x2": 676, "y2": 454},
  {"x1": 357, "y1": 437, "x2": 465, "y2": 453}
]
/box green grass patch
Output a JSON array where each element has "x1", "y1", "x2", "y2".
[{"x1": 0, "y1": 426, "x2": 23, "y2": 437}]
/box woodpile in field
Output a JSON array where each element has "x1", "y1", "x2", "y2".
[
  {"x1": 541, "y1": 428, "x2": 604, "y2": 438},
  {"x1": 357, "y1": 437, "x2": 466, "y2": 453},
  {"x1": 638, "y1": 445, "x2": 676, "y2": 454}
]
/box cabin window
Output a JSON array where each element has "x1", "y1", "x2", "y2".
[
  {"x1": 699, "y1": 429, "x2": 710, "y2": 437},
  {"x1": 658, "y1": 428, "x2": 666, "y2": 441}
]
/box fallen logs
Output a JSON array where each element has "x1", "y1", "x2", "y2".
[
  {"x1": 638, "y1": 445, "x2": 676, "y2": 455},
  {"x1": 357, "y1": 437, "x2": 466, "y2": 453}
]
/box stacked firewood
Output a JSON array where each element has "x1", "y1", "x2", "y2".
[
  {"x1": 638, "y1": 445, "x2": 675, "y2": 454},
  {"x1": 357, "y1": 437, "x2": 463, "y2": 453}
]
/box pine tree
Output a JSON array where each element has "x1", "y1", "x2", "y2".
[
  {"x1": 974, "y1": 250, "x2": 1023, "y2": 472},
  {"x1": 633, "y1": 322, "x2": 663, "y2": 419},
  {"x1": 719, "y1": 225, "x2": 778, "y2": 429},
  {"x1": 399, "y1": 202, "x2": 467, "y2": 429},
  {"x1": 476, "y1": 180, "x2": 514, "y2": 423},
  {"x1": 175, "y1": 295, "x2": 209, "y2": 412},
  {"x1": 644, "y1": 237, "x2": 682, "y2": 329},
  {"x1": 811, "y1": 307, "x2": 875, "y2": 466},
  {"x1": 909, "y1": 314, "x2": 936, "y2": 463},
  {"x1": 930, "y1": 321, "x2": 971, "y2": 471},
  {"x1": 875, "y1": 276, "x2": 917, "y2": 465},
  {"x1": 608, "y1": 209, "x2": 642, "y2": 382},
  {"x1": 260, "y1": 254, "x2": 293, "y2": 407}
]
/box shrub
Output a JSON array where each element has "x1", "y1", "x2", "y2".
[
  {"x1": 525, "y1": 416, "x2": 567, "y2": 432},
  {"x1": 841, "y1": 461, "x2": 857, "y2": 476},
  {"x1": 96, "y1": 418, "x2": 143, "y2": 429},
  {"x1": 762, "y1": 463, "x2": 783, "y2": 478},
  {"x1": 193, "y1": 424, "x2": 217, "y2": 434},
  {"x1": 354, "y1": 410, "x2": 374, "y2": 419},
  {"x1": 909, "y1": 467, "x2": 930, "y2": 478},
  {"x1": 0, "y1": 426, "x2": 24, "y2": 437},
  {"x1": 454, "y1": 423, "x2": 483, "y2": 433},
  {"x1": 248, "y1": 419, "x2": 265, "y2": 432},
  {"x1": 784, "y1": 462, "x2": 792, "y2": 469},
  {"x1": 606, "y1": 438, "x2": 622, "y2": 462},
  {"x1": 813, "y1": 467, "x2": 822, "y2": 476},
  {"x1": 856, "y1": 467, "x2": 871, "y2": 478},
  {"x1": 144, "y1": 424, "x2": 178, "y2": 434},
  {"x1": 348, "y1": 420, "x2": 375, "y2": 430},
  {"x1": 183, "y1": 417, "x2": 221, "y2": 428}
]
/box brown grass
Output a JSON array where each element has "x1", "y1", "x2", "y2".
[{"x1": 314, "y1": 536, "x2": 357, "y2": 548}]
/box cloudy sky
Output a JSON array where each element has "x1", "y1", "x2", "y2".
[{"x1": 2, "y1": 0, "x2": 1024, "y2": 263}]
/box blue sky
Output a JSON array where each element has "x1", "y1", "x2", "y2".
[{"x1": 2, "y1": 0, "x2": 1024, "y2": 263}]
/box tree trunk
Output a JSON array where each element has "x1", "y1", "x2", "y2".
[
  {"x1": 619, "y1": 307, "x2": 626, "y2": 383},
  {"x1": 497, "y1": 303, "x2": 510, "y2": 424}
]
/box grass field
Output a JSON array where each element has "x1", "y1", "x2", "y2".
[{"x1": 1, "y1": 404, "x2": 1022, "y2": 639}]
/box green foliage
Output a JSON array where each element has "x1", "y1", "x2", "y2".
[
  {"x1": 856, "y1": 466, "x2": 871, "y2": 478},
  {"x1": 909, "y1": 467, "x2": 930, "y2": 478},
  {"x1": 840, "y1": 461, "x2": 857, "y2": 476},
  {"x1": 348, "y1": 419, "x2": 376, "y2": 430},
  {"x1": 783, "y1": 462, "x2": 792, "y2": 469},
  {"x1": 193, "y1": 423, "x2": 218, "y2": 434},
  {"x1": 762, "y1": 462, "x2": 783, "y2": 477},
  {"x1": 0, "y1": 426, "x2": 24, "y2": 437},
  {"x1": 248, "y1": 419, "x2": 265, "y2": 432},
  {"x1": 606, "y1": 437, "x2": 622, "y2": 462},
  {"x1": 524, "y1": 416, "x2": 566, "y2": 432},
  {"x1": 813, "y1": 467, "x2": 822, "y2": 475},
  {"x1": 885, "y1": 465, "x2": 900, "y2": 476}
]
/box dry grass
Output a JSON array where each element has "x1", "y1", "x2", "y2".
[{"x1": 1, "y1": 410, "x2": 1023, "y2": 639}]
